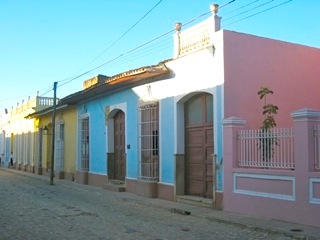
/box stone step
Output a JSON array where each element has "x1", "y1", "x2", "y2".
[
  {"x1": 109, "y1": 179, "x2": 125, "y2": 185},
  {"x1": 176, "y1": 195, "x2": 214, "y2": 208},
  {"x1": 103, "y1": 180, "x2": 126, "y2": 192}
]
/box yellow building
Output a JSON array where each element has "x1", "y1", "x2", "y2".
[
  {"x1": 26, "y1": 75, "x2": 108, "y2": 181},
  {"x1": 27, "y1": 105, "x2": 77, "y2": 181},
  {"x1": 0, "y1": 96, "x2": 56, "y2": 171}
]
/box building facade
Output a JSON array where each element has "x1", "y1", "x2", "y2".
[
  {"x1": 2, "y1": 3, "x2": 320, "y2": 227},
  {"x1": 0, "y1": 96, "x2": 56, "y2": 171}
]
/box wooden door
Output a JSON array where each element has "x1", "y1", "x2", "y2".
[
  {"x1": 185, "y1": 126, "x2": 213, "y2": 197},
  {"x1": 204, "y1": 127, "x2": 213, "y2": 198},
  {"x1": 185, "y1": 93, "x2": 214, "y2": 198},
  {"x1": 114, "y1": 111, "x2": 126, "y2": 180}
]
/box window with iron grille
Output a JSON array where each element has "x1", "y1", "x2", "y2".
[
  {"x1": 59, "y1": 123, "x2": 65, "y2": 140},
  {"x1": 26, "y1": 131, "x2": 32, "y2": 165},
  {"x1": 138, "y1": 102, "x2": 159, "y2": 182},
  {"x1": 55, "y1": 123, "x2": 65, "y2": 172},
  {"x1": 78, "y1": 116, "x2": 89, "y2": 171}
]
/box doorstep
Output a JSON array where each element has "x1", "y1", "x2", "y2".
[
  {"x1": 176, "y1": 195, "x2": 214, "y2": 208},
  {"x1": 103, "y1": 179, "x2": 126, "y2": 192}
]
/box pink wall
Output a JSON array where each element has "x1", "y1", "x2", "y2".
[
  {"x1": 223, "y1": 109, "x2": 320, "y2": 228},
  {"x1": 223, "y1": 30, "x2": 320, "y2": 128}
]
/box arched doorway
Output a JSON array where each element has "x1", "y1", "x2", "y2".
[
  {"x1": 113, "y1": 110, "x2": 126, "y2": 181},
  {"x1": 185, "y1": 93, "x2": 214, "y2": 198}
]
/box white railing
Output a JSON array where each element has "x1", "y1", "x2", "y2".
[
  {"x1": 37, "y1": 96, "x2": 57, "y2": 106},
  {"x1": 238, "y1": 127, "x2": 295, "y2": 169},
  {"x1": 314, "y1": 125, "x2": 320, "y2": 170}
]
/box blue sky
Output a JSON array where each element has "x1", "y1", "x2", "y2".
[{"x1": 0, "y1": 0, "x2": 319, "y2": 111}]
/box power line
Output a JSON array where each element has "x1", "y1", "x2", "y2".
[
  {"x1": 0, "y1": 84, "x2": 53, "y2": 105},
  {"x1": 35, "y1": 0, "x2": 235, "y2": 93},
  {"x1": 59, "y1": 0, "x2": 163, "y2": 86},
  {"x1": 93, "y1": 0, "x2": 237, "y2": 69},
  {"x1": 1, "y1": 0, "x2": 291, "y2": 106},
  {"x1": 57, "y1": 0, "x2": 238, "y2": 90},
  {"x1": 219, "y1": 0, "x2": 237, "y2": 10},
  {"x1": 95, "y1": 42, "x2": 173, "y2": 75},
  {"x1": 95, "y1": 40, "x2": 172, "y2": 70},
  {"x1": 38, "y1": 86, "x2": 54, "y2": 97},
  {"x1": 221, "y1": 0, "x2": 259, "y2": 17},
  {"x1": 58, "y1": 30, "x2": 176, "y2": 89},
  {"x1": 47, "y1": 1, "x2": 239, "y2": 92},
  {"x1": 223, "y1": 0, "x2": 292, "y2": 27},
  {"x1": 96, "y1": 0, "x2": 287, "y2": 75},
  {"x1": 93, "y1": 0, "x2": 163, "y2": 62},
  {"x1": 223, "y1": 0, "x2": 275, "y2": 22},
  {"x1": 179, "y1": 0, "x2": 235, "y2": 29}
]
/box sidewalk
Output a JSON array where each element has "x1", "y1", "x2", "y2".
[{"x1": 1, "y1": 167, "x2": 320, "y2": 240}]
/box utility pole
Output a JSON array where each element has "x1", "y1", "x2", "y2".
[{"x1": 50, "y1": 82, "x2": 57, "y2": 185}]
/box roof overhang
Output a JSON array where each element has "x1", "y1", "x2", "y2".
[
  {"x1": 25, "y1": 104, "x2": 69, "y2": 119},
  {"x1": 60, "y1": 62, "x2": 172, "y2": 105},
  {"x1": 26, "y1": 62, "x2": 172, "y2": 118}
]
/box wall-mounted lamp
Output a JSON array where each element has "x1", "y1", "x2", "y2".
[{"x1": 43, "y1": 125, "x2": 49, "y2": 135}]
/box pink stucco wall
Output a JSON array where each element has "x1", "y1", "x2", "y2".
[
  {"x1": 223, "y1": 30, "x2": 320, "y2": 128},
  {"x1": 235, "y1": 175, "x2": 294, "y2": 195},
  {"x1": 222, "y1": 31, "x2": 320, "y2": 227},
  {"x1": 223, "y1": 111, "x2": 320, "y2": 228}
]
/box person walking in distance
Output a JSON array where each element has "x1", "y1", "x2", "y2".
[{"x1": 10, "y1": 152, "x2": 13, "y2": 168}]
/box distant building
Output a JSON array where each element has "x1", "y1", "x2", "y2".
[{"x1": 0, "y1": 96, "x2": 57, "y2": 170}]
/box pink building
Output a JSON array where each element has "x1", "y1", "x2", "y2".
[
  {"x1": 222, "y1": 30, "x2": 320, "y2": 227},
  {"x1": 223, "y1": 30, "x2": 320, "y2": 128}
]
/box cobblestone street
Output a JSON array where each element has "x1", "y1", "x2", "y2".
[{"x1": 0, "y1": 170, "x2": 313, "y2": 240}]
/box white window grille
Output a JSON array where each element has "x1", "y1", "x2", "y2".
[
  {"x1": 14, "y1": 134, "x2": 21, "y2": 164},
  {"x1": 55, "y1": 123, "x2": 65, "y2": 172},
  {"x1": 138, "y1": 85, "x2": 159, "y2": 182},
  {"x1": 59, "y1": 123, "x2": 65, "y2": 140},
  {"x1": 314, "y1": 125, "x2": 320, "y2": 170},
  {"x1": 78, "y1": 117, "x2": 89, "y2": 171},
  {"x1": 26, "y1": 131, "x2": 32, "y2": 165},
  {"x1": 238, "y1": 127, "x2": 294, "y2": 169},
  {"x1": 21, "y1": 133, "x2": 25, "y2": 164}
]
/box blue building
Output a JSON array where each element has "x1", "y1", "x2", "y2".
[{"x1": 58, "y1": 12, "x2": 225, "y2": 209}]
